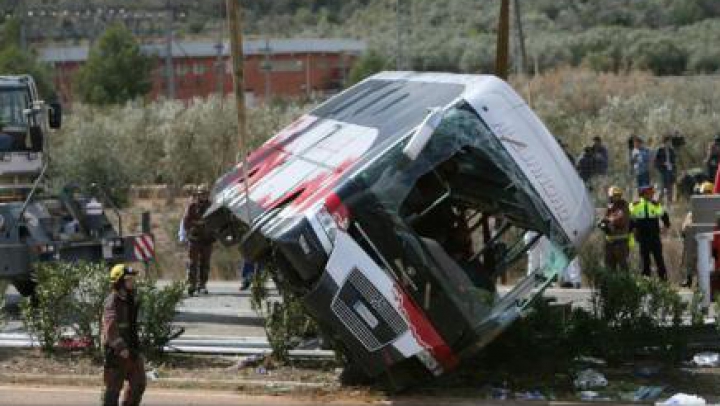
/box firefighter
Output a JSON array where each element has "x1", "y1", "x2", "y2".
[
  {"x1": 179, "y1": 184, "x2": 215, "y2": 295},
  {"x1": 630, "y1": 185, "x2": 671, "y2": 280},
  {"x1": 599, "y1": 186, "x2": 631, "y2": 271},
  {"x1": 102, "y1": 264, "x2": 145, "y2": 406}
]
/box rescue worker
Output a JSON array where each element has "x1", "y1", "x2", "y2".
[
  {"x1": 630, "y1": 185, "x2": 671, "y2": 280},
  {"x1": 599, "y1": 186, "x2": 631, "y2": 271},
  {"x1": 102, "y1": 264, "x2": 145, "y2": 406},
  {"x1": 179, "y1": 184, "x2": 215, "y2": 295}
]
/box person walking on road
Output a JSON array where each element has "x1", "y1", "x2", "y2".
[
  {"x1": 102, "y1": 264, "x2": 145, "y2": 406},
  {"x1": 630, "y1": 185, "x2": 671, "y2": 280},
  {"x1": 179, "y1": 184, "x2": 215, "y2": 295},
  {"x1": 655, "y1": 135, "x2": 677, "y2": 203},
  {"x1": 631, "y1": 137, "x2": 652, "y2": 190},
  {"x1": 600, "y1": 186, "x2": 631, "y2": 272}
]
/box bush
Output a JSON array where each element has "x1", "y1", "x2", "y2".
[
  {"x1": 135, "y1": 279, "x2": 186, "y2": 360},
  {"x1": 631, "y1": 38, "x2": 688, "y2": 76},
  {"x1": 21, "y1": 262, "x2": 185, "y2": 360},
  {"x1": 21, "y1": 262, "x2": 107, "y2": 356}
]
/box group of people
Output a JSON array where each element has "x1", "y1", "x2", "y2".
[
  {"x1": 574, "y1": 137, "x2": 609, "y2": 186},
  {"x1": 600, "y1": 184, "x2": 671, "y2": 281},
  {"x1": 630, "y1": 135, "x2": 679, "y2": 202}
]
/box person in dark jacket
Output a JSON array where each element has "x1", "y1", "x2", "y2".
[
  {"x1": 102, "y1": 264, "x2": 145, "y2": 406},
  {"x1": 630, "y1": 185, "x2": 671, "y2": 280},
  {"x1": 705, "y1": 135, "x2": 720, "y2": 180},
  {"x1": 592, "y1": 136, "x2": 609, "y2": 176},
  {"x1": 655, "y1": 135, "x2": 677, "y2": 203},
  {"x1": 576, "y1": 146, "x2": 595, "y2": 185},
  {"x1": 179, "y1": 184, "x2": 215, "y2": 295}
]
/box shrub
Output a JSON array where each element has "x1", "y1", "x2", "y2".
[
  {"x1": 21, "y1": 262, "x2": 185, "y2": 360},
  {"x1": 631, "y1": 37, "x2": 688, "y2": 76},
  {"x1": 21, "y1": 262, "x2": 106, "y2": 356},
  {"x1": 135, "y1": 279, "x2": 186, "y2": 360}
]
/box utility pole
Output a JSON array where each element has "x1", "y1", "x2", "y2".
[
  {"x1": 214, "y1": 3, "x2": 225, "y2": 97},
  {"x1": 512, "y1": 0, "x2": 528, "y2": 75},
  {"x1": 225, "y1": 0, "x2": 252, "y2": 221},
  {"x1": 495, "y1": 0, "x2": 510, "y2": 80},
  {"x1": 262, "y1": 38, "x2": 272, "y2": 101},
  {"x1": 164, "y1": 2, "x2": 176, "y2": 99},
  {"x1": 395, "y1": 0, "x2": 402, "y2": 70}
]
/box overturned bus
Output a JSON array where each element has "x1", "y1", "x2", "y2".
[{"x1": 205, "y1": 72, "x2": 594, "y2": 387}]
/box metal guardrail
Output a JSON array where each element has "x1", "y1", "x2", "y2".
[{"x1": 0, "y1": 333, "x2": 335, "y2": 359}]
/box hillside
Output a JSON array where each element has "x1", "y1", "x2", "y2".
[{"x1": 9, "y1": 0, "x2": 720, "y2": 75}]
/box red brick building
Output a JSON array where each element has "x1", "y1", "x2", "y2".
[{"x1": 39, "y1": 38, "x2": 366, "y2": 105}]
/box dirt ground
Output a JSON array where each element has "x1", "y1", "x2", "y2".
[{"x1": 3, "y1": 347, "x2": 720, "y2": 402}]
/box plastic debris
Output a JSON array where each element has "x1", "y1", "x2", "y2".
[
  {"x1": 656, "y1": 393, "x2": 706, "y2": 405},
  {"x1": 574, "y1": 369, "x2": 608, "y2": 390},
  {"x1": 692, "y1": 352, "x2": 720, "y2": 367},
  {"x1": 633, "y1": 386, "x2": 664, "y2": 401}
]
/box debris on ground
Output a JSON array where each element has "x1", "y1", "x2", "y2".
[
  {"x1": 514, "y1": 390, "x2": 546, "y2": 400},
  {"x1": 626, "y1": 386, "x2": 664, "y2": 401},
  {"x1": 229, "y1": 354, "x2": 265, "y2": 371},
  {"x1": 657, "y1": 393, "x2": 706, "y2": 405},
  {"x1": 574, "y1": 369, "x2": 608, "y2": 389},
  {"x1": 145, "y1": 369, "x2": 159, "y2": 381},
  {"x1": 579, "y1": 390, "x2": 611, "y2": 401},
  {"x1": 692, "y1": 352, "x2": 720, "y2": 368}
]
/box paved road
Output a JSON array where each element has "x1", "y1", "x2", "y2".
[{"x1": 0, "y1": 385, "x2": 355, "y2": 406}]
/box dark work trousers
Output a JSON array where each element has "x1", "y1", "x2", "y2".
[
  {"x1": 187, "y1": 243, "x2": 213, "y2": 291},
  {"x1": 605, "y1": 240, "x2": 629, "y2": 272},
  {"x1": 639, "y1": 236, "x2": 667, "y2": 280},
  {"x1": 102, "y1": 353, "x2": 146, "y2": 406}
]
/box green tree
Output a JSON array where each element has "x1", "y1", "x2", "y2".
[
  {"x1": 0, "y1": 18, "x2": 54, "y2": 98},
  {"x1": 348, "y1": 50, "x2": 387, "y2": 85},
  {"x1": 631, "y1": 37, "x2": 688, "y2": 75},
  {"x1": 75, "y1": 24, "x2": 153, "y2": 105}
]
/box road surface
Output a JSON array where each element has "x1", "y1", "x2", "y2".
[{"x1": 0, "y1": 385, "x2": 351, "y2": 406}]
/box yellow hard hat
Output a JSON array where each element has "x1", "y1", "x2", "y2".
[
  {"x1": 608, "y1": 186, "x2": 623, "y2": 197},
  {"x1": 109, "y1": 264, "x2": 137, "y2": 284},
  {"x1": 701, "y1": 182, "x2": 714, "y2": 194}
]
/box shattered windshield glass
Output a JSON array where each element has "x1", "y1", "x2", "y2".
[
  {"x1": 350, "y1": 102, "x2": 573, "y2": 338},
  {"x1": 0, "y1": 88, "x2": 29, "y2": 128}
]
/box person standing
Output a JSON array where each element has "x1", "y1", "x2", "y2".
[
  {"x1": 631, "y1": 137, "x2": 652, "y2": 190},
  {"x1": 630, "y1": 185, "x2": 671, "y2": 280},
  {"x1": 600, "y1": 186, "x2": 631, "y2": 272},
  {"x1": 102, "y1": 264, "x2": 145, "y2": 406},
  {"x1": 655, "y1": 135, "x2": 677, "y2": 203},
  {"x1": 179, "y1": 184, "x2": 215, "y2": 295},
  {"x1": 576, "y1": 147, "x2": 596, "y2": 185},
  {"x1": 705, "y1": 135, "x2": 720, "y2": 180}
]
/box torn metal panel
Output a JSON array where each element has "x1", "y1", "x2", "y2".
[{"x1": 207, "y1": 72, "x2": 594, "y2": 389}]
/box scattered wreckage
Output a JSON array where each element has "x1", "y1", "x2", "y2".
[{"x1": 206, "y1": 72, "x2": 594, "y2": 388}]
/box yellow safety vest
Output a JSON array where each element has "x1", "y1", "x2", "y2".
[{"x1": 629, "y1": 198, "x2": 664, "y2": 220}]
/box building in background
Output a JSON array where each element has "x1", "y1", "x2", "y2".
[{"x1": 40, "y1": 38, "x2": 366, "y2": 105}]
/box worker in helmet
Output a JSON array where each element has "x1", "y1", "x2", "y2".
[
  {"x1": 630, "y1": 185, "x2": 671, "y2": 280},
  {"x1": 101, "y1": 264, "x2": 145, "y2": 406},
  {"x1": 179, "y1": 184, "x2": 215, "y2": 295},
  {"x1": 599, "y1": 186, "x2": 631, "y2": 271}
]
